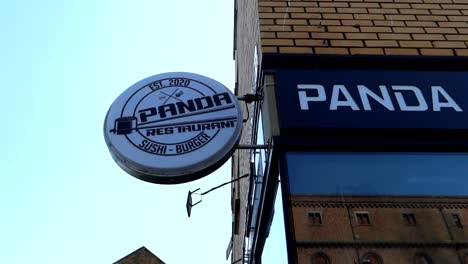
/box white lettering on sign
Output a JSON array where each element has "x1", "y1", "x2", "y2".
[
  {"x1": 358, "y1": 85, "x2": 395, "y2": 111},
  {"x1": 104, "y1": 72, "x2": 243, "y2": 185},
  {"x1": 297, "y1": 84, "x2": 326, "y2": 110},
  {"x1": 393, "y1": 86, "x2": 428, "y2": 111},
  {"x1": 297, "y1": 84, "x2": 463, "y2": 112},
  {"x1": 432, "y1": 86, "x2": 463, "y2": 112},
  {"x1": 330, "y1": 85, "x2": 360, "y2": 111}
]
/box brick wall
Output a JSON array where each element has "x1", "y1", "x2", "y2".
[
  {"x1": 349, "y1": 207, "x2": 451, "y2": 242},
  {"x1": 290, "y1": 196, "x2": 468, "y2": 263},
  {"x1": 236, "y1": 1, "x2": 468, "y2": 263},
  {"x1": 296, "y1": 247, "x2": 461, "y2": 264},
  {"x1": 292, "y1": 206, "x2": 354, "y2": 241},
  {"x1": 292, "y1": 201, "x2": 462, "y2": 243},
  {"x1": 259, "y1": 0, "x2": 468, "y2": 56}
]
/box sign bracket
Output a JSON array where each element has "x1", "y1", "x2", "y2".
[
  {"x1": 186, "y1": 173, "x2": 250, "y2": 217},
  {"x1": 235, "y1": 144, "x2": 268, "y2": 149}
]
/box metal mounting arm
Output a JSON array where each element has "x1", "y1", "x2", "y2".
[
  {"x1": 186, "y1": 173, "x2": 250, "y2": 217},
  {"x1": 237, "y1": 94, "x2": 263, "y2": 103}
]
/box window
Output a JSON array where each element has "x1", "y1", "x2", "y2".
[
  {"x1": 311, "y1": 252, "x2": 330, "y2": 264},
  {"x1": 452, "y1": 213, "x2": 463, "y2": 228},
  {"x1": 308, "y1": 211, "x2": 322, "y2": 225},
  {"x1": 402, "y1": 212, "x2": 417, "y2": 225},
  {"x1": 356, "y1": 212, "x2": 371, "y2": 225},
  {"x1": 285, "y1": 152, "x2": 468, "y2": 196},
  {"x1": 362, "y1": 253, "x2": 382, "y2": 264},
  {"x1": 414, "y1": 253, "x2": 432, "y2": 264}
]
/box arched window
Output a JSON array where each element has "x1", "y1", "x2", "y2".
[
  {"x1": 414, "y1": 253, "x2": 432, "y2": 264},
  {"x1": 311, "y1": 252, "x2": 330, "y2": 264},
  {"x1": 362, "y1": 252, "x2": 382, "y2": 264}
]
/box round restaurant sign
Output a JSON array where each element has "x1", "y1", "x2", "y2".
[{"x1": 104, "y1": 72, "x2": 243, "y2": 184}]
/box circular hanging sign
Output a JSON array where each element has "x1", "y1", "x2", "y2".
[{"x1": 104, "y1": 72, "x2": 243, "y2": 184}]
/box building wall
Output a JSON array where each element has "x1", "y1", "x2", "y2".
[
  {"x1": 297, "y1": 247, "x2": 463, "y2": 264},
  {"x1": 292, "y1": 205, "x2": 354, "y2": 242},
  {"x1": 445, "y1": 208, "x2": 468, "y2": 241},
  {"x1": 232, "y1": 0, "x2": 262, "y2": 263},
  {"x1": 234, "y1": 0, "x2": 468, "y2": 263},
  {"x1": 258, "y1": 0, "x2": 468, "y2": 56},
  {"x1": 114, "y1": 247, "x2": 165, "y2": 264},
  {"x1": 292, "y1": 196, "x2": 468, "y2": 263}
]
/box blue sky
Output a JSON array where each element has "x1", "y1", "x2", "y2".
[{"x1": 0, "y1": 1, "x2": 286, "y2": 263}]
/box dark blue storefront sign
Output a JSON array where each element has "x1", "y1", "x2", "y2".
[
  {"x1": 275, "y1": 69, "x2": 468, "y2": 130},
  {"x1": 273, "y1": 66, "x2": 468, "y2": 197},
  {"x1": 262, "y1": 56, "x2": 468, "y2": 264}
]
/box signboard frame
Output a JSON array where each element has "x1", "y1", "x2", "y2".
[{"x1": 104, "y1": 72, "x2": 243, "y2": 184}]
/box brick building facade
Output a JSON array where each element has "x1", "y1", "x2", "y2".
[
  {"x1": 292, "y1": 195, "x2": 468, "y2": 263},
  {"x1": 258, "y1": 0, "x2": 468, "y2": 56},
  {"x1": 232, "y1": 0, "x2": 468, "y2": 263}
]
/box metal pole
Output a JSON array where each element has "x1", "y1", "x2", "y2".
[
  {"x1": 236, "y1": 144, "x2": 268, "y2": 149},
  {"x1": 201, "y1": 173, "x2": 249, "y2": 196}
]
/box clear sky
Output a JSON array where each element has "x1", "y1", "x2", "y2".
[{"x1": 0, "y1": 0, "x2": 286, "y2": 263}]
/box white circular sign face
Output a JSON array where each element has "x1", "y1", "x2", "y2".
[{"x1": 104, "y1": 72, "x2": 243, "y2": 184}]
